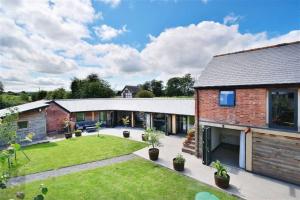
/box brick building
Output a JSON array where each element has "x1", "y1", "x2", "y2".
[{"x1": 194, "y1": 41, "x2": 300, "y2": 185}]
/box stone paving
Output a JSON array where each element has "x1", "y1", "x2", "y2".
[{"x1": 8, "y1": 154, "x2": 136, "y2": 186}]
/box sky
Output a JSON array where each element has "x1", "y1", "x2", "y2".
[{"x1": 0, "y1": 0, "x2": 299, "y2": 92}]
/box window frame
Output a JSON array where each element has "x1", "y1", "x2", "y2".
[
  {"x1": 219, "y1": 90, "x2": 236, "y2": 107},
  {"x1": 17, "y1": 121, "x2": 28, "y2": 129},
  {"x1": 268, "y1": 88, "x2": 298, "y2": 131},
  {"x1": 76, "y1": 112, "x2": 85, "y2": 122}
]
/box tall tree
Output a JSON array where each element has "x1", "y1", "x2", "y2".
[
  {"x1": 0, "y1": 81, "x2": 4, "y2": 94},
  {"x1": 47, "y1": 88, "x2": 68, "y2": 99},
  {"x1": 150, "y1": 80, "x2": 164, "y2": 97},
  {"x1": 181, "y1": 74, "x2": 194, "y2": 96},
  {"x1": 166, "y1": 77, "x2": 183, "y2": 97}
]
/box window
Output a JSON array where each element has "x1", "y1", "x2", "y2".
[
  {"x1": 18, "y1": 121, "x2": 28, "y2": 129},
  {"x1": 219, "y1": 90, "x2": 235, "y2": 106},
  {"x1": 269, "y1": 89, "x2": 298, "y2": 130},
  {"x1": 76, "y1": 112, "x2": 85, "y2": 122},
  {"x1": 99, "y1": 111, "x2": 107, "y2": 122}
]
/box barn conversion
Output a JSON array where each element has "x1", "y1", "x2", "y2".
[{"x1": 194, "y1": 41, "x2": 300, "y2": 185}]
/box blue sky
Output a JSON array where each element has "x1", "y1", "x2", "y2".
[{"x1": 0, "y1": 0, "x2": 299, "y2": 92}]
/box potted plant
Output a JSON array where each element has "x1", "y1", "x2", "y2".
[
  {"x1": 74, "y1": 130, "x2": 82, "y2": 137},
  {"x1": 63, "y1": 119, "x2": 72, "y2": 139},
  {"x1": 173, "y1": 154, "x2": 185, "y2": 171},
  {"x1": 212, "y1": 160, "x2": 230, "y2": 189},
  {"x1": 144, "y1": 129, "x2": 161, "y2": 161},
  {"x1": 122, "y1": 116, "x2": 130, "y2": 138}
]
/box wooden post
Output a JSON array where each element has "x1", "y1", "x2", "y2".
[
  {"x1": 246, "y1": 131, "x2": 253, "y2": 171},
  {"x1": 172, "y1": 114, "x2": 176, "y2": 134},
  {"x1": 131, "y1": 112, "x2": 134, "y2": 127},
  {"x1": 92, "y1": 112, "x2": 95, "y2": 121}
]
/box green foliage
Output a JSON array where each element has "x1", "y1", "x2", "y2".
[
  {"x1": 122, "y1": 116, "x2": 130, "y2": 127},
  {"x1": 212, "y1": 160, "x2": 229, "y2": 179},
  {"x1": 135, "y1": 90, "x2": 154, "y2": 98},
  {"x1": 0, "y1": 81, "x2": 3, "y2": 93},
  {"x1": 14, "y1": 184, "x2": 48, "y2": 200},
  {"x1": 173, "y1": 154, "x2": 185, "y2": 164},
  {"x1": 70, "y1": 74, "x2": 115, "y2": 98},
  {"x1": 0, "y1": 172, "x2": 9, "y2": 189},
  {"x1": 140, "y1": 80, "x2": 164, "y2": 97},
  {"x1": 0, "y1": 94, "x2": 29, "y2": 109},
  {"x1": 144, "y1": 128, "x2": 162, "y2": 149},
  {"x1": 46, "y1": 88, "x2": 69, "y2": 100},
  {"x1": 0, "y1": 108, "x2": 18, "y2": 145},
  {"x1": 31, "y1": 90, "x2": 47, "y2": 101},
  {"x1": 166, "y1": 73, "x2": 194, "y2": 97},
  {"x1": 95, "y1": 121, "x2": 102, "y2": 137}
]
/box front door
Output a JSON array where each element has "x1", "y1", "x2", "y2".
[{"x1": 202, "y1": 126, "x2": 212, "y2": 165}]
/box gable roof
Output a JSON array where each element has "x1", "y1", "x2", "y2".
[
  {"x1": 54, "y1": 98, "x2": 194, "y2": 116},
  {"x1": 194, "y1": 41, "x2": 300, "y2": 88},
  {"x1": 121, "y1": 85, "x2": 140, "y2": 94},
  {"x1": 0, "y1": 100, "x2": 49, "y2": 117}
]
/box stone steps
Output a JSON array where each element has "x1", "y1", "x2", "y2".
[{"x1": 182, "y1": 136, "x2": 196, "y2": 155}]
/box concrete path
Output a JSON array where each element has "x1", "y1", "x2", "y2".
[{"x1": 8, "y1": 154, "x2": 136, "y2": 186}]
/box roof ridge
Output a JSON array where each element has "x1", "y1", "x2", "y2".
[{"x1": 214, "y1": 40, "x2": 300, "y2": 58}]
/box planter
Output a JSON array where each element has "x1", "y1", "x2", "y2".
[
  {"x1": 214, "y1": 172, "x2": 230, "y2": 189},
  {"x1": 75, "y1": 132, "x2": 82, "y2": 137},
  {"x1": 142, "y1": 134, "x2": 148, "y2": 141},
  {"x1": 149, "y1": 148, "x2": 159, "y2": 161},
  {"x1": 65, "y1": 133, "x2": 72, "y2": 139},
  {"x1": 123, "y1": 131, "x2": 130, "y2": 138},
  {"x1": 173, "y1": 158, "x2": 185, "y2": 171}
]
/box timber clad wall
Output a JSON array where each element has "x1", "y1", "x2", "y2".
[
  {"x1": 18, "y1": 109, "x2": 47, "y2": 140},
  {"x1": 252, "y1": 132, "x2": 300, "y2": 185},
  {"x1": 198, "y1": 88, "x2": 267, "y2": 127},
  {"x1": 46, "y1": 103, "x2": 69, "y2": 134}
]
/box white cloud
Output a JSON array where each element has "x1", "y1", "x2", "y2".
[
  {"x1": 96, "y1": 0, "x2": 121, "y2": 8},
  {"x1": 200, "y1": 0, "x2": 209, "y2": 4},
  {"x1": 223, "y1": 13, "x2": 242, "y2": 25},
  {"x1": 94, "y1": 24, "x2": 128, "y2": 41},
  {"x1": 0, "y1": 0, "x2": 299, "y2": 92}
]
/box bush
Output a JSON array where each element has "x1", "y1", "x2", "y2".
[
  {"x1": 212, "y1": 160, "x2": 229, "y2": 179},
  {"x1": 135, "y1": 90, "x2": 154, "y2": 98},
  {"x1": 173, "y1": 154, "x2": 185, "y2": 164}
]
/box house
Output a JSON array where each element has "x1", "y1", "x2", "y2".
[
  {"x1": 194, "y1": 41, "x2": 300, "y2": 185},
  {"x1": 46, "y1": 98, "x2": 195, "y2": 135},
  {"x1": 121, "y1": 85, "x2": 140, "y2": 98},
  {"x1": 0, "y1": 100, "x2": 49, "y2": 143}
]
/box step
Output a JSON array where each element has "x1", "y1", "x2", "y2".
[
  {"x1": 182, "y1": 147, "x2": 196, "y2": 155},
  {"x1": 183, "y1": 143, "x2": 195, "y2": 150}
]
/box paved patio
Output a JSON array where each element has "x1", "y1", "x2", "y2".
[{"x1": 93, "y1": 127, "x2": 300, "y2": 200}]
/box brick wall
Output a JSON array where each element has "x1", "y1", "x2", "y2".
[
  {"x1": 197, "y1": 88, "x2": 267, "y2": 128},
  {"x1": 46, "y1": 102, "x2": 70, "y2": 134}
]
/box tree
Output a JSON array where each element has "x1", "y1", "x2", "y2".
[
  {"x1": 47, "y1": 88, "x2": 68, "y2": 99},
  {"x1": 0, "y1": 81, "x2": 3, "y2": 94},
  {"x1": 181, "y1": 74, "x2": 194, "y2": 96},
  {"x1": 135, "y1": 90, "x2": 154, "y2": 98},
  {"x1": 70, "y1": 74, "x2": 115, "y2": 98},
  {"x1": 20, "y1": 92, "x2": 29, "y2": 102},
  {"x1": 150, "y1": 80, "x2": 164, "y2": 97},
  {"x1": 166, "y1": 77, "x2": 183, "y2": 97},
  {"x1": 32, "y1": 90, "x2": 47, "y2": 101}
]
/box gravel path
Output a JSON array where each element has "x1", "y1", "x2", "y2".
[{"x1": 8, "y1": 154, "x2": 136, "y2": 186}]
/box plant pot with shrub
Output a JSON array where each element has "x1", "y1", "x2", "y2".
[
  {"x1": 74, "y1": 130, "x2": 82, "y2": 137},
  {"x1": 122, "y1": 116, "x2": 130, "y2": 138},
  {"x1": 65, "y1": 132, "x2": 73, "y2": 139},
  {"x1": 173, "y1": 154, "x2": 185, "y2": 171},
  {"x1": 212, "y1": 160, "x2": 230, "y2": 189},
  {"x1": 144, "y1": 128, "x2": 162, "y2": 161}
]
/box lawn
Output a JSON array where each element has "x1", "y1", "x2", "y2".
[
  {"x1": 0, "y1": 135, "x2": 147, "y2": 177},
  {"x1": 0, "y1": 158, "x2": 237, "y2": 200}
]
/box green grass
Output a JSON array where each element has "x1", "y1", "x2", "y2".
[
  {"x1": 0, "y1": 158, "x2": 237, "y2": 200},
  {"x1": 1, "y1": 135, "x2": 147, "y2": 177}
]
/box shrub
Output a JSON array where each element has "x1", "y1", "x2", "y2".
[
  {"x1": 144, "y1": 128, "x2": 162, "y2": 149},
  {"x1": 212, "y1": 160, "x2": 229, "y2": 179},
  {"x1": 173, "y1": 154, "x2": 185, "y2": 164},
  {"x1": 122, "y1": 116, "x2": 130, "y2": 127},
  {"x1": 135, "y1": 90, "x2": 154, "y2": 98}
]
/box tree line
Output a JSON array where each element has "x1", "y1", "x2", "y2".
[{"x1": 0, "y1": 73, "x2": 194, "y2": 108}]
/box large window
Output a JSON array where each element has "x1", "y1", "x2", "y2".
[
  {"x1": 76, "y1": 112, "x2": 85, "y2": 122},
  {"x1": 269, "y1": 89, "x2": 298, "y2": 130},
  {"x1": 99, "y1": 111, "x2": 107, "y2": 125},
  {"x1": 18, "y1": 121, "x2": 28, "y2": 129},
  {"x1": 219, "y1": 90, "x2": 235, "y2": 107}
]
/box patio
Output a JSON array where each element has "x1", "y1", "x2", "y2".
[{"x1": 92, "y1": 127, "x2": 300, "y2": 200}]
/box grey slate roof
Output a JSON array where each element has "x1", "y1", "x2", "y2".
[
  {"x1": 54, "y1": 98, "x2": 195, "y2": 116},
  {"x1": 121, "y1": 85, "x2": 140, "y2": 94},
  {"x1": 194, "y1": 41, "x2": 300, "y2": 88},
  {"x1": 0, "y1": 100, "x2": 49, "y2": 117}
]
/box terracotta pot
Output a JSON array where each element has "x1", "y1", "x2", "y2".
[
  {"x1": 214, "y1": 172, "x2": 230, "y2": 189},
  {"x1": 65, "y1": 133, "x2": 72, "y2": 139},
  {"x1": 123, "y1": 131, "x2": 130, "y2": 138},
  {"x1": 173, "y1": 158, "x2": 185, "y2": 171},
  {"x1": 149, "y1": 148, "x2": 159, "y2": 161}
]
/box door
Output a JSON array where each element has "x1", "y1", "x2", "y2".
[{"x1": 202, "y1": 126, "x2": 212, "y2": 165}]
